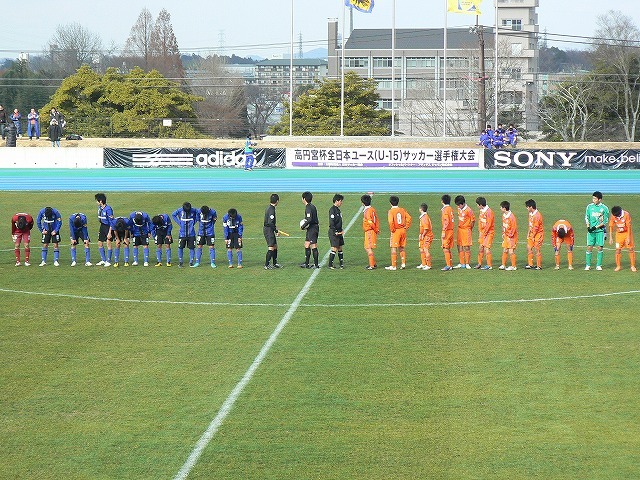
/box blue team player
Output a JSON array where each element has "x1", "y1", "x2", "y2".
[
  {"x1": 95, "y1": 193, "x2": 114, "y2": 266},
  {"x1": 129, "y1": 211, "x2": 152, "y2": 266},
  {"x1": 151, "y1": 214, "x2": 173, "y2": 266},
  {"x1": 69, "y1": 212, "x2": 92, "y2": 266},
  {"x1": 223, "y1": 208, "x2": 244, "y2": 268},
  {"x1": 172, "y1": 202, "x2": 198, "y2": 267},
  {"x1": 37, "y1": 206, "x2": 62, "y2": 267},
  {"x1": 194, "y1": 205, "x2": 217, "y2": 268},
  {"x1": 109, "y1": 216, "x2": 132, "y2": 267},
  {"x1": 244, "y1": 134, "x2": 257, "y2": 171}
]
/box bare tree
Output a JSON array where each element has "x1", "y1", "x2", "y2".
[
  {"x1": 591, "y1": 10, "x2": 640, "y2": 141},
  {"x1": 44, "y1": 23, "x2": 103, "y2": 75},
  {"x1": 149, "y1": 9, "x2": 184, "y2": 79},
  {"x1": 245, "y1": 84, "x2": 286, "y2": 136},
  {"x1": 123, "y1": 8, "x2": 154, "y2": 70}
]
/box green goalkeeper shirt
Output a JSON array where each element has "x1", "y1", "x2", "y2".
[{"x1": 585, "y1": 202, "x2": 609, "y2": 229}]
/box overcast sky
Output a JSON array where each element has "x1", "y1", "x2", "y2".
[{"x1": 1, "y1": 1, "x2": 639, "y2": 59}]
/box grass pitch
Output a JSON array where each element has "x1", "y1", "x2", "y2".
[{"x1": 1, "y1": 192, "x2": 639, "y2": 479}]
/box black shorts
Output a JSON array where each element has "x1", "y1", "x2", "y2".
[
  {"x1": 42, "y1": 232, "x2": 61, "y2": 244},
  {"x1": 154, "y1": 233, "x2": 173, "y2": 245},
  {"x1": 179, "y1": 236, "x2": 196, "y2": 249},
  {"x1": 197, "y1": 235, "x2": 215, "y2": 246},
  {"x1": 263, "y1": 226, "x2": 277, "y2": 247},
  {"x1": 132, "y1": 235, "x2": 149, "y2": 247},
  {"x1": 329, "y1": 230, "x2": 345, "y2": 248},
  {"x1": 227, "y1": 233, "x2": 242, "y2": 249},
  {"x1": 98, "y1": 223, "x2": 110, "y2": 242},
  {"x1": 305, "y1": 224, "x2": 319, "y2": 244},
  {"x1": 113, "y1": 230, "x2": 129, "y2": 243},
  {"x1": 71, "y1": 230, "x2": 89, "y2": 244}
]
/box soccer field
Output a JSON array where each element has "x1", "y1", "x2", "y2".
[{"x1": 1, "y1": 191, "x2": 640, "y2": 479}]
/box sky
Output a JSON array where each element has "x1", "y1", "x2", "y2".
[{"x1": 1, "y1": 1, "x2": 639, "y2": 60}]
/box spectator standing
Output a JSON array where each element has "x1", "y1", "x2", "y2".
[
  {"x1": 27, "y1": 108, "x2": 40, "y2": 140},
  {"x1": 10, "y1": 108, "x2": 22, "y2": 137},
  {"x1": 48, "y1": 119, "x2": 62, "y2": 147},
  {"x1": 0, "y1": 105, "x2": 7, "y2": 139}
]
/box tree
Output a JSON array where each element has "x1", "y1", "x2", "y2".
[
  {"x1": 269, "y1": 72, "x2": 391, "y2": 135},
  {"x1": 149, "y1": 9, "x2": 184, "y2": 80},
  {"x1": 41, "y1": 65, "x2": 202, "y2": 137},
  {"x1": 590, "y1": 10, "x2": 640, "y2": 141},
  {"x1": 0, "y1": 60, "x2": 51, "y2": 115},
  {"x1": 245, "y1": 84, "x2": 285, "y2": 136},
  {"x1": 123, "y1": 8, "x2": 154, "y2": 70},
  {"x1": 44, "y1": 23, "x2": 104, "y2": 76}
]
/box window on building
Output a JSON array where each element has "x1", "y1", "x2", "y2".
[
  {"x1": 511, "y1": 43, "x2": 523, "y2": 56},
  {"x1": 440, "y1": 57, "x2": 469, "y2": 69},
  {"x1": 376, "y1": 78, "x2": 403, "y2": 90},
  {"x1": 373, "y1": 57, "x2": 402, "y2": 68},
  {"x1": 406, "y1": 57, "x2": 436, "y2": 68},
  {"x1": 502, "y1": 19, "x2": 522, "y2": 31},
  {"x1": 343, "y1": 57, "x2": 369, "y2": 68},
  {"x1": 498, "y1": 91, "x2": 523, "y2": 105}
]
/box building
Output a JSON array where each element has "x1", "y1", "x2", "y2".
[
  {"x1": 255, "y1": 59, "x2": 328, "y2": 89},
  {"x1": 327, "y1": 0, "x2": 539, "y2": 136}
]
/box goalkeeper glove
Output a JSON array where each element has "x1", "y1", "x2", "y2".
[{"x1": 587, "y1": 226, "x2": 596, "y2": 233}]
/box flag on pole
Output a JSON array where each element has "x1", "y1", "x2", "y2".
[
  {"x1": 447, "y1": 0, "x2": 481, "y2": 15},
  {"x1": 345, "y1": 0, "x2": 374, "y2": 13}
]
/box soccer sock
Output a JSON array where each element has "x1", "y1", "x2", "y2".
[
  {"x1": 510, "y1": 253, "x2": 517, "y2": 267},
  {"x1": 107, "y1": 248, "x2": 112, "y2": 262},
  {"x1": 133, "y1": 249, "x2": 139, "y2": 263},
  {"x1": 501, "y1": 252, "x2": 507, "y2": 266},
  {"x1": 329, "y1": 251, "x2": 335, "y2": 266},
  {"x1": 458, "y1": 251, "x2": 464, "y2": 265},
  {"x1": 586, "y1": 251, "x2": 592, "y2": 266},
  {"x1": 25, "y1": 247, "x2": 30, "y2": 262},
  {"x1": 630, "y1": 250, "x2": 636, "y2": 267},
  {"x1": 71, "y1": 246, "x2": 77, "y2": 263},
  {"x1": 400, "y1": 251, "x2": 406, "y2": 265},
  {"x1": 421, "y1": 252, "x2": 427, "y2": 265},
  {"x1": 189, "y1": 249, "x2": 195, "y2": 263},
  {"x1": 210, "y1": 247, "x2": 216, "y2": 263},
  {"x1": 305, "y1": 247, "x2": 311, "y2": 265},
  {"x1": 391, "y1": 252, "x2": 397, "y2": 267},
  {"x1": 272, "y1": 249, "x2": 278, "y2": 264},
  {"x1": 227, "y1": 250, "x2": 233, "y2": 264},
  {"x1": 124, "y1": 247, "x2": 129, "y2": 263},
  {"x1": 312, "y1": 248, "x2": 319, "y2": 266},
  {"x1": 196, "y1": 248, "x2": 202, "y2": 263},
  {"x1": 15, "y1": 248, "x2": 20, "y2": 262},
  {"x1": 444, "y1": 251, "x2": 452, "y2": 267},
  {"x1": 615, "y1": 252, "x2": 621, "y2": 268},
  {"x1": 114, "y1": 247, "x2": 120, "y2": 262},
  {"x1": 465, "y1": 251, "x2": 471, "y2": 265},
  {"x1": 555, "y1": 253, "x2": 560, "y2": 266},
  {"x1": 527, "y1": 252, "x2": 533, "y2": 266},
  {"x1": 54, "y1": 249, "x2": 59, "y2": 262},
  {"x1": 166, "y1": 247, "x2": 171, "y2": 264},
  {"x1": 567, "y1": 251, "x2": 573, "y2": 266},
  {"x1": 426, "y1": 252, "x2": 432, "y2": 267},
  {"x1": 85, "y1": 247, "x2": 90, "y2": 263},
  {"x1": 596, "y1": 250, "x2": 603, "y2": 266},
  {"x1": 536, "y1": 253, "x2": 542, "y2": 268},
  {"x1": 338, "y1": 251, "x2": 343, "y2": 266},
  {"x1": 157, "y1": 248, "x2": 162, "y2": 263},
  {"x1": 99, "y1": 246, "x2": 105, "y2": 261},
  {"x1": 42, "y1": 248, "x2": 47, "y2": 262},
  {"x1": 178, "y1": 247, "x2": 184, "y2": 263},
  {"x1": 143, "y1": 247, "x2": 149, "y2": 263},
  {"x1": 368, "y1": 252, "x2": 376, "y2": 267},
  {"x1": 486, "y1": 252, "x2": 492, "y2": 267},
  {"x1": 237, "y1": 250, "x2": 242, "y2": 265},
  {"x1": 265, "y1": 250, "x2": 273, "y2": 266},
  {"x1": 477, "y1": 251, "x2": 483, "y2": 265}
]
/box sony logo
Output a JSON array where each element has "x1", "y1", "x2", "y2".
[{"x1": 492, "y1": 151, "x2": 578, "y2": 168}]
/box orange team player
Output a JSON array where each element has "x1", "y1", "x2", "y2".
[
  {"x1": 385, "y1": 195, "x2": 412, "y2": 271},
  {"x1": 499, "y1": 200, "x2": 518, "y2": 271},
  {"x1": 361, "y1": 194, "x2": 380, "y2": 270},
  {"x1": 475, "y1": 196, "x2": 495, "y2": 270},
  {"x1": 525, "y1": 198, "x2": 544, "y2": 270},
  {"x1": 551, "y1": 219, "x2": 575, "y2": 270},
  {"x1": 609, "y1": 205, "x2": 637, "y2": 272},
  {"x1": 417, "y1": 203, "x2": 434, "y2": 270},
  {"x1": 454, "y1": 195, "x2": 475, "y2": 269},
  {"x1": 440, "y1": 194, "x2": 455, "y2": 271}
]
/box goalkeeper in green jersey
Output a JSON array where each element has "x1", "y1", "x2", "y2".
[{"x1": 584, "y1": 191, "x2": 609, "y2": 271}]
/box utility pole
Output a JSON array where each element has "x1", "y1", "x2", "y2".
[{"x1": 471, "y1": 20, "x2": 487, "y2": 133}]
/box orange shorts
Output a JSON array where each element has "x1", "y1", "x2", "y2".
[
  {"x1": 419, "y1": 236, "x2": 433, "y2": 250},
  {"x1": 364, "y1": 230, "x2": 377, "y2": 250},
  {"x1": 457, "y1": 228, "x2": 473, "y2": 247},
  {"x1": 527, "y1": 232, "x2": 544, "y2": 249},
  {"x1": 502, "y1": 236, "x2": 518, "y2": 250},
  {"x1": 478, "y1": 233, "x2": 494, "y2": 248},
  {"x1": 441, "y1": 230, "x2": 454, "y2": 249},
  {"x1": 615, "y1": 231, "x2": 634, "y2": 249},
  {"x1": 390, "y1": 228, "x2": 407, "y2": 248}
]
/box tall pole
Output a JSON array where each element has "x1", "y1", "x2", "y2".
[
  {"x1": 476, "y1": 18, "x2": 487, "y2": 132},
  {"x1": 443, "y1": 0, "x2": 447, "y2": 137},
  {"x1": 341, "y1": 2, "x2": 346, "y2": 136},
  {"x1": 494, "y1": 0, "x2": 499, "y2": 128},
  {"x1": 289, "y1": 0, "x2": 294, "y2": 136},
  {"x1": 391, "y1": 0, "x2": 396, "y2": 136}
]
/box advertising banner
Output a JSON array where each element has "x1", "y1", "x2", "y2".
[
  {"x1": 485, "y1": 149, "x2": 640, "y2": 170},
  {"x1": 287, "y1": 147, "x2": 482, "y2": 169},
  {"x1": 104, "y1": 148, "x2": 285, "y2": 168}
]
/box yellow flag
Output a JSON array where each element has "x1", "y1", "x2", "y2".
[
  {"x1": 345, "y1": 0, "x2": 374, "y2": 13},
  {"x1": 447, "y1": 0, "x2": 481, "y2": 15}
]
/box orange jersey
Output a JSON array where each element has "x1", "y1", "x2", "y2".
[
  {"x1": 551, "y1": 219, "x2": 574, "y2": 246},
  {"x1": 478, "y1": 206, "x2": 495, "y2": 237},
  {"x1": 363, "y1": 206, "x2": 380, "y2": 234},
  {"x1": 388, "y1": 206, "x2": 412, "y2": 232},
  {"x1": 457, "y1": 204, "x2": 476, "y2": 231},
  {"x1": 419, "y1": 212, "x2": 434, "y2": 246},
  {"x1": 502, "y1": 211, "x2": 518, "y2": 240},
  {"x1": 527, "y1": 209, "x2": 544, "y2": 239},
  {"x1": 441, "y1": 204, "x2": 454, "y2": 233},
  {"x1": 610, "y1": 210, "x2": 632, "y2": 234}
]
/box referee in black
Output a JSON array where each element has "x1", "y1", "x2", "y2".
[
  {"x1": 263, "y1": 193, "x2": 281, "y2": 269},
  {"x1": 328, "y1": 194, "x2": 345, "y2": 269},
  {"x1": 300, "y1": 191, "x2": 320, "y2": 268}
]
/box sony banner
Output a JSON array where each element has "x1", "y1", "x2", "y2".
[
  {"x1": 104, "y1": 148, "x2": 286, "y2": 168},
  {"x1": 485, "y1": 149, "x2": 640, "y2": 170}
]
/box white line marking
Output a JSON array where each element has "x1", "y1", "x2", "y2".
[{"x1": 172, "y1": 205, "x2": 364, "y2": 480}]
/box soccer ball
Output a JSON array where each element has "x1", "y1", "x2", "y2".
[{"x1": 300, "y1": 219, "x2": 307, "y2": 229}]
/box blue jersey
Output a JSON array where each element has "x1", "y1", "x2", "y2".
[
  {"x1": 223, "y1": 213, "x2": 244, "y2": 238},
  {"x1": 69, "y1": 213, "x2": 89, "y2": 239},
  {"x1": 197, "y1": 208, "x2": 217, "y2": 236},
  {"x1": 110, "y1": 216, "x2": 132, "y2": 232},
  {"x1": 37, "y1": 207, "x2": 62, "y2": 233},
  {"x1": 98, "y1": 203, "x2": 114, "y2": 226},
  {"x1": 129, "y1": 211, "x2": 151, "y2": 236},
  {"x1": 151, "y1": 214, "x2": 173, "y2": 237},
  {"x1": 172, "y1": 207, "x2": 198, "y2": 237}
]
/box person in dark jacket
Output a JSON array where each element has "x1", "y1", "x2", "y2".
[{"x1": 48, "y1": 119, "x2": 61, "y2": 147}]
